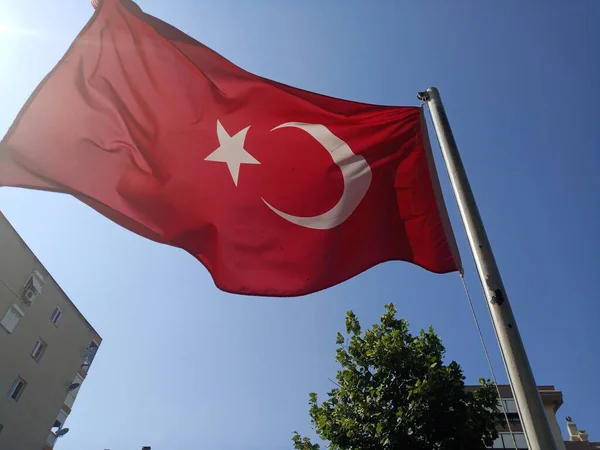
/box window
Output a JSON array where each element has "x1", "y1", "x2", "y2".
[
  {"x1": 50, "y1": 306, "x2": 62, "y2": 325},
  {"x1": 0, "y1": 423, "x2": 3, "y2": 434},
  {"x1": 21, "y1": 270, "x2": 43, "y2": 304},
  {"x1": 491, "y1": 432, "x2": 528, "y2": 449},
  {"x1": 31, "y1": 339, "x2": 47, "y2": 362},
  {"x1": 501, "y1": 399, "x2": 518, "y2": 414},
  {"x1": 0, "y1": 304, "x2": 24, "y2": 333},
  {"x1": 513, "y1": 434, "x2": 528, "y2": 448},
  {"x1": 7, "y1": 377, "x2": 26, "y2": 402}
]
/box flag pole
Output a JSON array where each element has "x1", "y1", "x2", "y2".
[{"x1": 418, "y1": 87, "x2": 557, "y2": 450}]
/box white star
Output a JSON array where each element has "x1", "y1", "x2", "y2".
[{"x1": 204, "y1": 120, "x2": 260, "y2": 186}]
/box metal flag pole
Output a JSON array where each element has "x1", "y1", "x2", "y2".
[{"x1": 418, "y1": 87, "x2": 557, "y2": 450}]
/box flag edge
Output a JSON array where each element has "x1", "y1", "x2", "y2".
[{"x1": 419, "y1": 107, "x2": 463, "y2": 274}]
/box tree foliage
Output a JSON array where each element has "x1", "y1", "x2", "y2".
[{"x1": 293, "y1": 304, "x2": 500, "y2": 450}]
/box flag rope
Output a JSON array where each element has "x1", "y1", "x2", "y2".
[{"x1": 459, "y1": 273, "x2": 519, "y2": 449}]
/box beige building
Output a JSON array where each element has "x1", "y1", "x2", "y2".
[
  {"x1": 0, "y1": 213, "x2": 101, "y2": 450},
  {"x1": 466, "y1": 384, "x2": 600, "y2": 449}
]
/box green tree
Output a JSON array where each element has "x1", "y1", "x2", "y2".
[{"x1": 292, "y1": 304, "x2": 500, "y2": 450}]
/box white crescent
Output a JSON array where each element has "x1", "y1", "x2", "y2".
[{"x1": 262, "y1": 122, "x2": 372, "y2": 230}]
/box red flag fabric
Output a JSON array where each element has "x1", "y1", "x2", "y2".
[{"x1": 0, "y1": 0, "x2": 460, "y2": 296}]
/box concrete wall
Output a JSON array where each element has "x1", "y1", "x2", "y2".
[
  {"x1": 0, "y1": 213, "x2": 101, "y2": 450},
  {"x1": 545, "y1": 404, "x2": 567, "y2": 450}
]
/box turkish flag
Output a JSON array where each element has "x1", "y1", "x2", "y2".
[{"x1": 0, "y1": 0, "x2": 460, "y2": 296}]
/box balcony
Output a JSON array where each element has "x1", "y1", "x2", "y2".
[
  {"x1": 78, "y1": 340, "x2": 99, "y2": 377},
  {"x1": 45, "y1": 432, "x2": 57, "y2": 448}
]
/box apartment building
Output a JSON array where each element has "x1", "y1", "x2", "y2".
[
  {"x1": 0, "y1": 212, "x2": 101, "y2": 450},
  {"x1": 466, "y1": 384, "x2": 599, "y2": 449}
]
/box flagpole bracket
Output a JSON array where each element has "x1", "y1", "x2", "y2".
[{"x1": 417, "y1": 91, "x2": 431, "y2": 102}]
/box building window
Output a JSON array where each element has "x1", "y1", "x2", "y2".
[
  {"x1": 491, "y1": 432, "x2": 528, "y2": 448},
  {"x1": 0, "y1": 304, "x2": 25, "y2": 333},
  {"x1": 31, "y1": 339, "x2": 47, "y2": 362},
  {"x1": 500, "y1": 399, "x2": 519, "y2": 414},
  {"x1": 50, "y1": 306, "x2": 62, "y2": 325},
  {"x1": 21, "y1": 270, "x2": 43, "y2": 304},
  {"x1": 7, "y1": 377, "x2": 27, "y2": 402},
  {"x1": 502, "y1": 399, "x2": 519, "y2": 413}
]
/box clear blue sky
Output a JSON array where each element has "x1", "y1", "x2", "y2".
[{"x1": 1, "y1": 1, "x2": 599, "y2": 449}]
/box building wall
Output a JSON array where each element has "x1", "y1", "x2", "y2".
[
  {"x1": 0, "y1": 213, "x2": 101, "y2": 450},
  {"x1": 469, "y1": 384, "x2": 569, "y2": 449},
  {"x1": 545, "y1": 404, "x2": 567, "y2": 450}
]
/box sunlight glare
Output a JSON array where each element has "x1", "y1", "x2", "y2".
[{"x1": 0, "y1": 5, "x2": 42, "y2": 85}]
